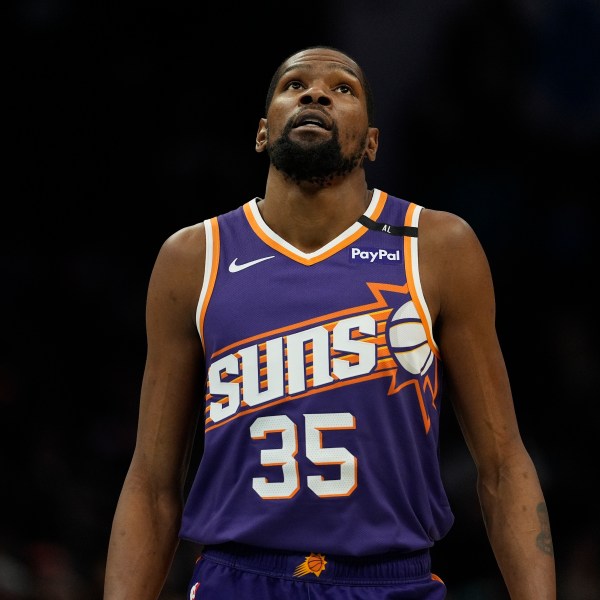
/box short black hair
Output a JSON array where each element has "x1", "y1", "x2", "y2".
[{"x1": 264, "y1": 46, "x2": 375, "y2": 126}]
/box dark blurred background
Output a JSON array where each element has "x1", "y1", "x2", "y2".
[{"x1": 3, "y1": 1, "x2": 599, "y2": 598}]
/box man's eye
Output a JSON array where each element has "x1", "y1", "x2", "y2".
[
  {"x1": 336, "y1": 84, "x2": 353, "y2": 95},
  {"x1": 286, "y1": 81, "x2": 304, "y2": 90}
]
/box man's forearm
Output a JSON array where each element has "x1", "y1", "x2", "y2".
[
  {"x1": 479, "y1": 462, "x2": 556, "y2": 599},
  {"x1": 104, "y1": 488, "x2": 182, "y2": 599}
]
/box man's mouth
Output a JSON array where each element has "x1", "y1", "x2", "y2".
[{"x1": 292, "y1": 110, "x2": 332, "y2": 130}]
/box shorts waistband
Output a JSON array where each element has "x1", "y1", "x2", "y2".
[{"x1": 201, "y1": 542, "x2": 432, "y2": 583}]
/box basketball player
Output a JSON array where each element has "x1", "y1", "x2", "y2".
[{"x1": 104, "y1": 47, "x2": 556, "y2": 599}]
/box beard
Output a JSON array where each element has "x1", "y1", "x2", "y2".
[{"x1": 267, "y1": 122, "x2": 367, "y2": 187}]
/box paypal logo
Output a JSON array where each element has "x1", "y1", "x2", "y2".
[{"x1": 349, "y1": 247, "x2": 402, "y2": 264}]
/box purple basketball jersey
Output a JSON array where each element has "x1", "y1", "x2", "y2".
[{"x1": 180, "y1": 189, "x2": 454, "y2": 555}]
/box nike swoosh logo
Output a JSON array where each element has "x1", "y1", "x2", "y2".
[{"x1": 228, "y1": 255, "x2": 275, "y2": 273}]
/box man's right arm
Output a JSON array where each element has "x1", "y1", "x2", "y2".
[{"x1": 104, "y1": 224, "x2": 206, "y2": 599}]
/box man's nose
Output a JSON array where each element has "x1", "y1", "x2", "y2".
[{"x1": 300, "y1": 88, "x2": 332, "y2": 107}]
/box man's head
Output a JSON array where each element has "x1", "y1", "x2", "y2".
[
  {"x1": 264, "y1": 46, "x2": 375, "y2": 126},
  {"x1": 256, "y1": 46, "x2": 379, "y2": 187}
]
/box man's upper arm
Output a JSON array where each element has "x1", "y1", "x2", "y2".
[
  {"x1": 132, "y1": 223, "x2": 207, "y2": 490},
  {"x1": 420, "y1": 209, "x2": 522, "y2": 468}
]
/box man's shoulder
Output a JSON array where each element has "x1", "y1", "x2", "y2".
[
  {"x1": 419, "y1": 207, "x2": 478, "y2": 249},
  {"x1": 164, "y1": 221, "x2": 205, "y2": 249},
  {"x1": 154, "y1": 222, "x2": 207, "y2": 276}
]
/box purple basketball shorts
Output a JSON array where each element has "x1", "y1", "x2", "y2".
[{"x1": 186, "y1": 542, "x2": 446, "y2": 599}]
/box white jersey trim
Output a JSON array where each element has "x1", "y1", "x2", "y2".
[
  {"x1": 196, "y1": 218, "x2": 214, "y2": 345},
  {"x1": 409, "y1": 205, "x2": 439, "y2": 354}
]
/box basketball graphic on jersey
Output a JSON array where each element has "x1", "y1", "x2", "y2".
[{"x1": 388, "y1": 301, "x2": 433, "y2": 375}]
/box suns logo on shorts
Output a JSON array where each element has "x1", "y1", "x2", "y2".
[{"x1": 293, "y1": 552, "x2": 327, "y2": 577}]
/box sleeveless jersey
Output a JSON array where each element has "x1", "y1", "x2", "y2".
[{"x1": 179, "y1": 188, "x2": 454, "y2": 556}]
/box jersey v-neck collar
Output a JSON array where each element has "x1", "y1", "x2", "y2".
[{"x1": 242, "y1": 189, "x2": 388, "y2": 266}]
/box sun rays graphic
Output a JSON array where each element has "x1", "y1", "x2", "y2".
[{"x1": 293, "y1": 553, "x2": 327, "y2": 577}]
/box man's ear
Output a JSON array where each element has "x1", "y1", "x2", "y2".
[
  {"x1": 256, "y1": 118, "x2": 268, "y2": 153},
  {"x1": 365, "y1": 127, "x2": 379, "y2": 161}
]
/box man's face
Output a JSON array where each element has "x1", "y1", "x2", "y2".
[{"x1": 261, "y1": 49, "x2": 373, "y2": 186}]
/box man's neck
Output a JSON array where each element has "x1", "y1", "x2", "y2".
[{"x1": 257, "y1": 171, "x2": 372, "y2": 253}]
